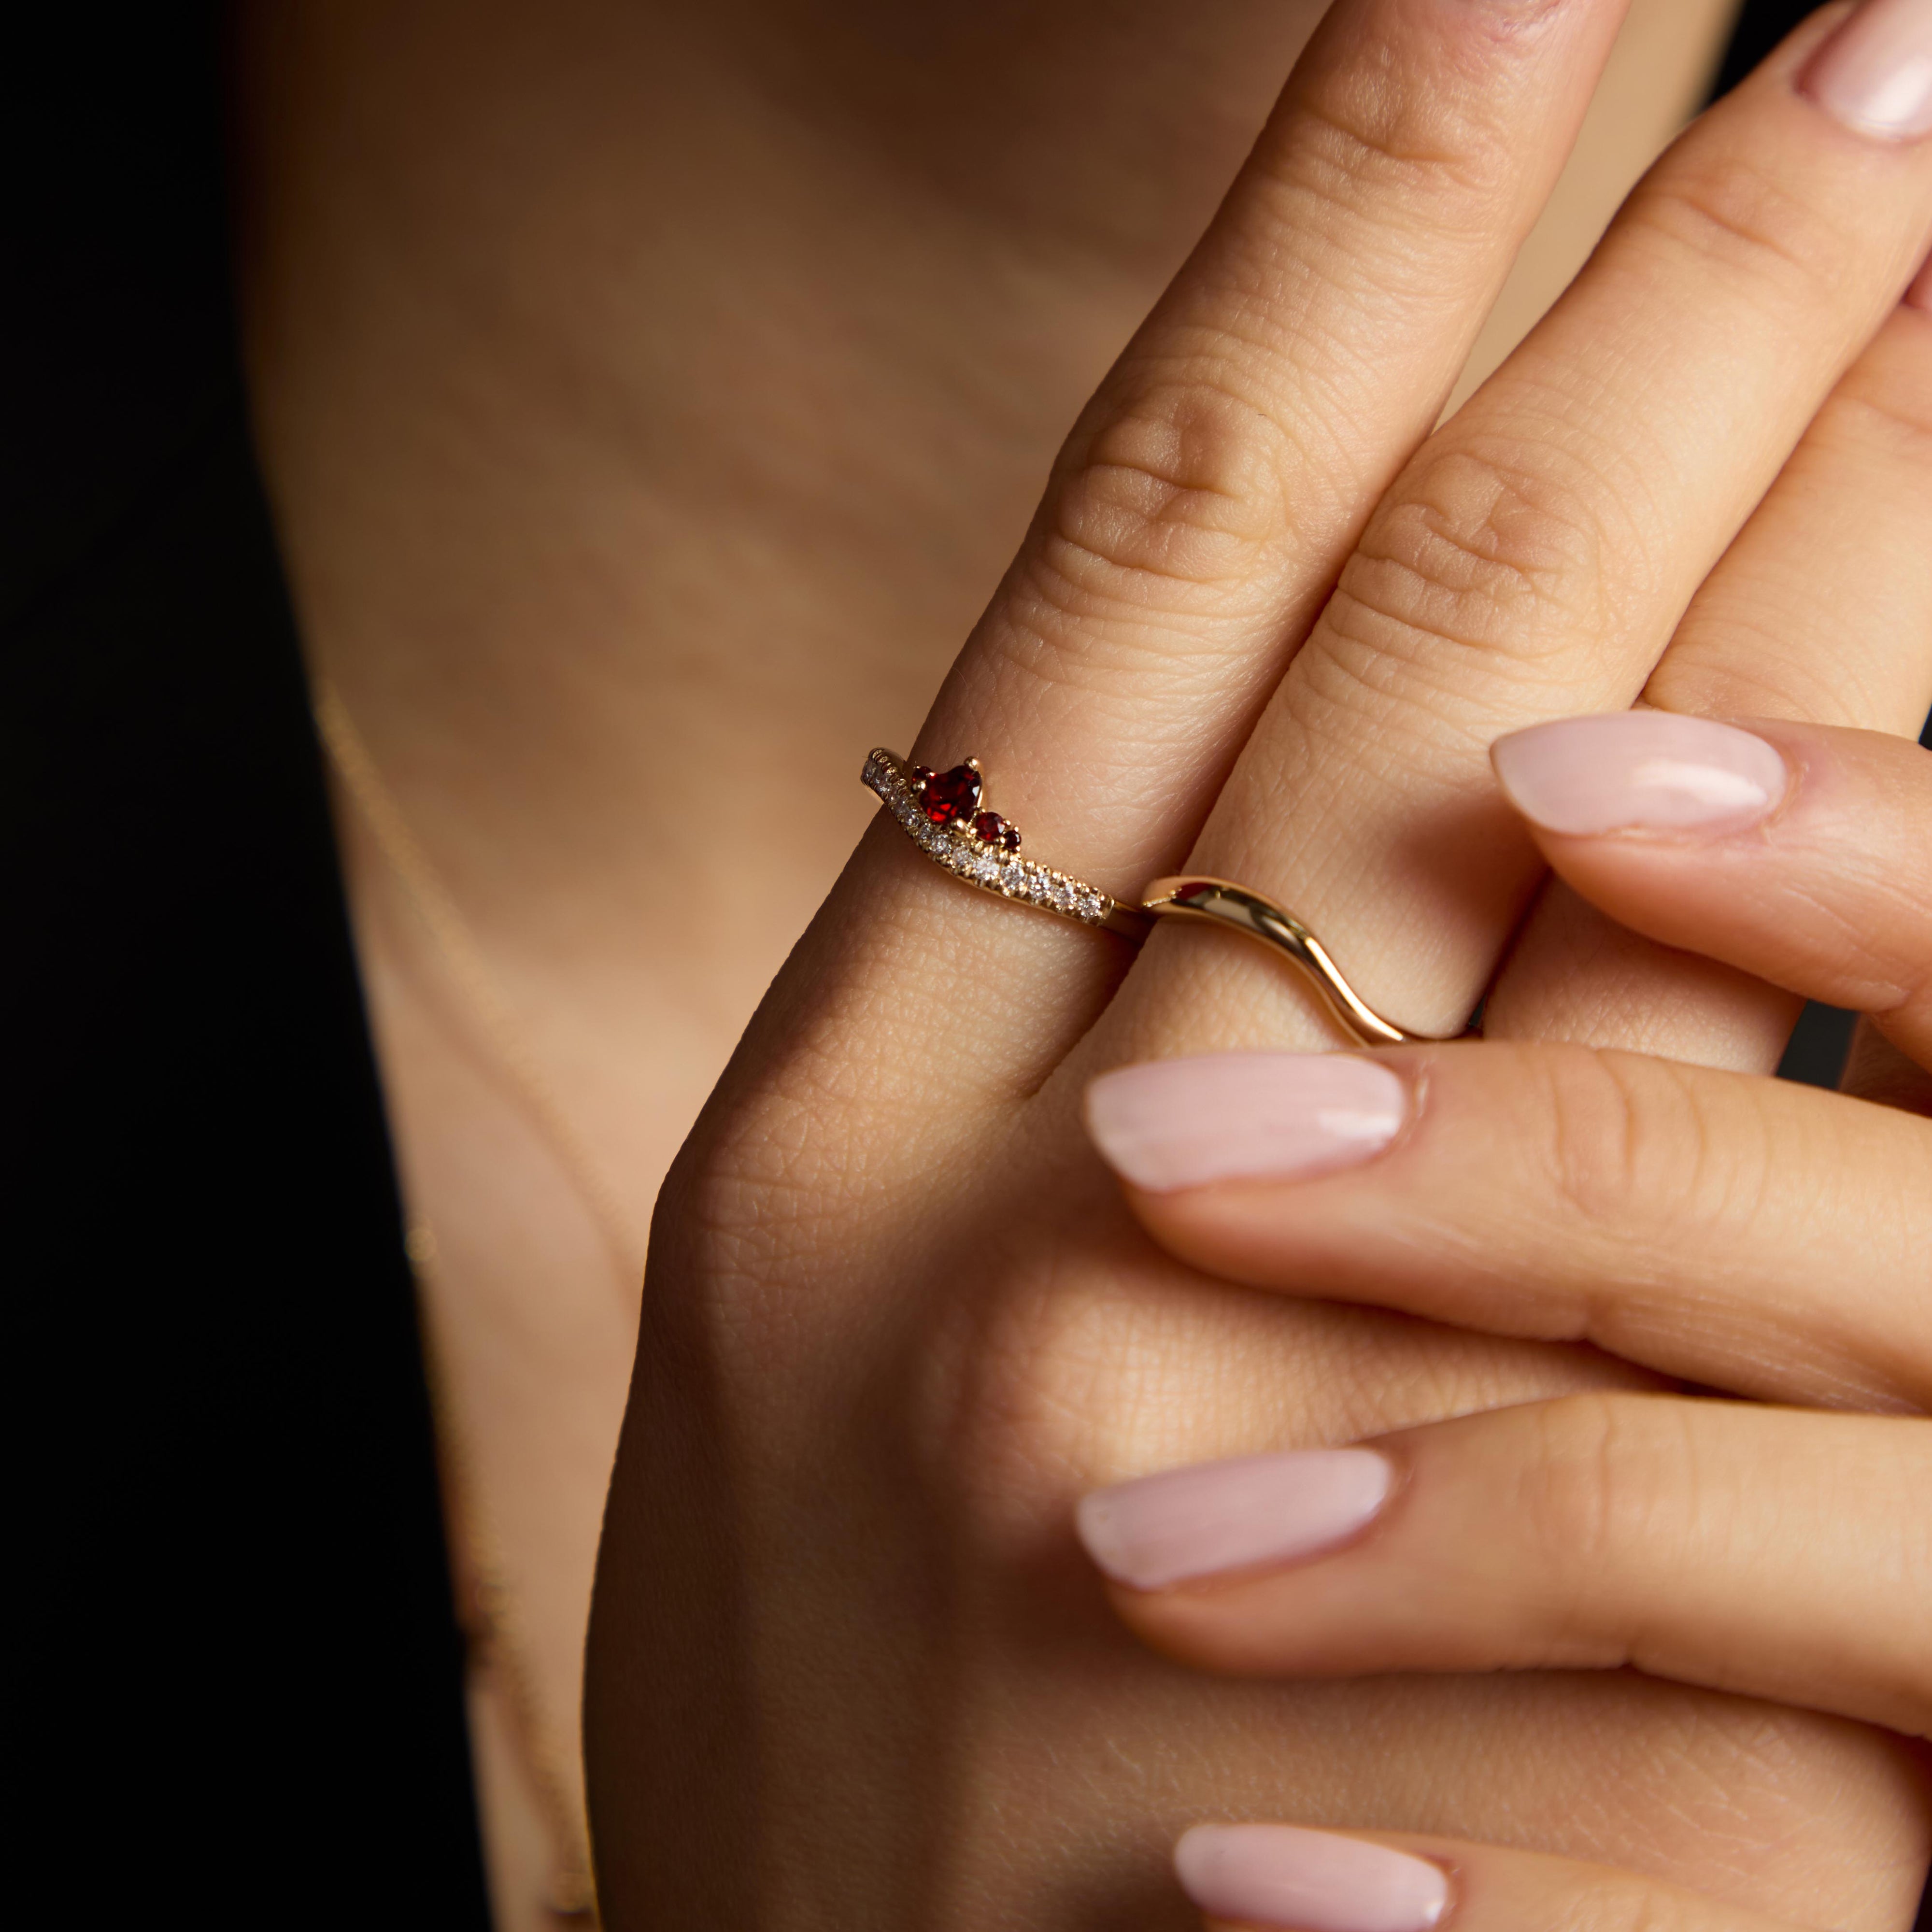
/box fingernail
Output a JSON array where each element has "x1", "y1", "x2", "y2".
[
  {"x1": 1800, "y1": 0, "x2": 1932, "y2": 140},
  {"x1": 1491, "y1": 713, "x2": 1787, "y2": 837},
  {"x1": 1084, "y1": 1053, "x2": 1406, "y2": 1193},
  {"x1": 1077, "y1": 1448, "x2": 1392, "y2": 1589},
  {"x1": 1909, "y1": 253, "x2": 1932, "y2": 310},
  {"x1": 1175, "y1": 1825, "x2": 1450, "y2": 1932}
]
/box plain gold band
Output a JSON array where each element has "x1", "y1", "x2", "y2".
[{"x1": 1139, "y1": 876, "x2": 1457, "y2": 1048}]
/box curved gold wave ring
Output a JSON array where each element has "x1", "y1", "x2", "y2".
[{"x1": 1138, "y1": 877, "x2": 1458, "y2": 1047}]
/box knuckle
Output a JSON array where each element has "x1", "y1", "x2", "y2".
[
  {"x1": 1519, "y1": 1395, "x2": 1626, "y2": 1574},
  {"x1": 1539, "y1": 1049, "x2": 1764, "y2": 1252},
  {"x1": 1266, "y1": 85, "x2": 1513, "y2": 237},
  {"x1": 669, "y1": 1092, "x2": 852, "y2": 1339},
  {"x1": 1515, "y1": 1395, "x2": 1683, "y2": 1623},
  {"x1": 1312, "y1": 439, "x2": 1616, "y2": 708},
  {"x1": 1028, "y1": 376, "x2": 1297, "y2": 623},
  {"x1": 923, "y1": 1250, "x2": 1365, "y2": 1553},
  {"x1": 929, "y1": 1264, "x2": 1185, "y2": 1534},
  {"x1": 1538, "y1": 1048, "x2": 1656, "y2": 1231},
  {"x1": 660, "y1": 1023, "x2": 933, "y2": 1371},
  {"x1": 1629, "y1": 149, "x2": 1857, "y2": 296}
]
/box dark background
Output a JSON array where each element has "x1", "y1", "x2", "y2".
[
  {"x1": 5, "y1": 8, "x2": 487, "y2": 1925},
  {"x1": 4, "y1": 2, "x2": 1923, "y2": 1925}
]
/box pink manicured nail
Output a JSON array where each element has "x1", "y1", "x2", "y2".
[
  {"x1": 1490, "y1": 713, "x2": 1786, "y2": 837},
  {"x1": 1176, "y1": 1825, "x2": 1449, "y2": 1932},
  {"x1": 1078, "y1": 1448, "x2": 1392, "y2": 1589},
  {"x1": 1084, "y1": 1054, "x2": 1406, "y2": 1193},
  {"x1": 1800, "y1": 0, "x2": 1932, "y2": 140}
]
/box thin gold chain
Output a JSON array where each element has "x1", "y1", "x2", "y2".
[{"x1": 313, "y1": 677, "x2": 632, "y2": 1925}]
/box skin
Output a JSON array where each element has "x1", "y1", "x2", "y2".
[
  {"x1": 230, "y1": 0, "x2": 1932, "y2": 1926},
  {"x1": 1081, "y1": 719, "x2": 1932, "y2": 1927},
  {"x1": 563, "y1": 6, "x2": 1932, "y2": 1932},
  {"x1": 232, "y1": 0, "x2": 1734, "y2": 1918}
]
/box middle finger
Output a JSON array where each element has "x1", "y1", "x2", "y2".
[
  {"x1": 1096, "y1": 4, "x2": 1932, "y2": 1061},
  {"x1": 1079, "y1": 1395, "x2": 1932, "y2": 1734},
  {"x1": 1083, "y1": 1037, "x2": 1932, "y2": 1408}
]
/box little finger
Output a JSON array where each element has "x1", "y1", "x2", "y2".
[
  {"x1": 1083, "y1": 1042, "x2": 1932, "y2": 1407},
  {"x1": 1482, "y1": 292, "x2": 1932, "y2": 1069}
]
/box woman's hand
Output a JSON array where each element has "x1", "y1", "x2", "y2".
[
  {"x1": 586, "y1": 0, "x2": 1932, "y2": 1921},
  {"x1": 1075, "y1": 712, "x2": 1932, "y2": 1925}
]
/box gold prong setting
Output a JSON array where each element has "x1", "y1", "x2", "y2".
[{"x1": 863, "y1": 750, "x2": 1113, "y2": 928}]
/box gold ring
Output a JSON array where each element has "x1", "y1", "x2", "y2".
[
  {"x1": 863, "y1": 750, "x2": 1151, "y2": 938},
  {"x1": 1139, "y1": 876, "x2": 1456, "y2": 1047},
  {"x1": 864, "y1": 751, "x2": 1456, "y2": 1044}
]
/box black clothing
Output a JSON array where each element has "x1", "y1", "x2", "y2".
[{"x1": 8, "y1": 12, "x2": 487, "y2": 1926}]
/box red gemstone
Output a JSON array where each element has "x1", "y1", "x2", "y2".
[
  {"x1": 921, "y1": 763, "x2": 981, "y2": 826},
  {"x1": 974, "y1": 811, "x2": 1021, "y2": 851}
]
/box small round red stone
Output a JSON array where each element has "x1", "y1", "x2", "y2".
[
  {"x1": 973, "y1": 811, "x2": 1021, "y2": 851},
  {"x1": 921, "y1": 763, "x2": 982, "y2": 826}
]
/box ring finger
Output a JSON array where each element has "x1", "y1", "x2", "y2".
[{"x1": 1092, "y1": 1, "x2": 1932, "y2": 1069}]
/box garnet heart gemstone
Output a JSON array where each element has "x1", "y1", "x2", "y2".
[{"x1": 921, "y1": 763, "x2": 981, "y2": 827}]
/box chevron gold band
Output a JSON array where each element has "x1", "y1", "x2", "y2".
[{"x1": 1138, "y1": 876, "x2": 1454, "y2": 1047}]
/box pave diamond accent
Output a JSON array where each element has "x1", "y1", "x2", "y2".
[{"x1": 863, "y1": 749, "x2": 1114, "y2": 928}]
